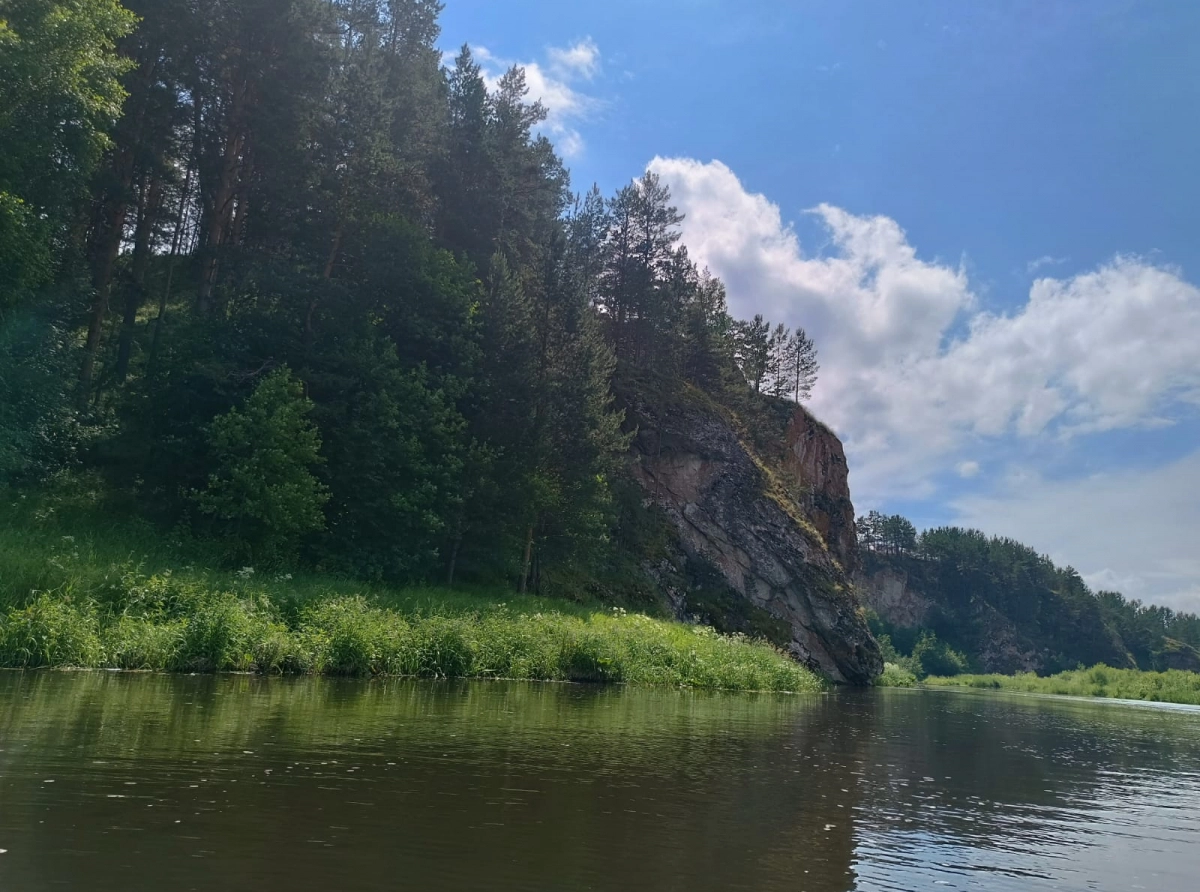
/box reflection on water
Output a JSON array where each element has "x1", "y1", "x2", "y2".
[{"x1": 0, "y1": 673, "x2": 1197, "y2": 891}]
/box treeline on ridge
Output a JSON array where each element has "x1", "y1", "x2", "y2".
[{"x1": 857, "y1": 511, "x2": 1200, "y2": 677}]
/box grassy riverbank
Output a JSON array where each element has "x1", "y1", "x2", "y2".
[
  {"x1": 920, "y1": 665, "x2": 1200, "y2": 706},
  {"x1": 0, "y1": 500, "x2": 822, "y2": 693}
]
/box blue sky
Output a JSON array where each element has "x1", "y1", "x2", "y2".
[{"x1": 439, "y1": 0, "x2": 1200, "y2": 611}]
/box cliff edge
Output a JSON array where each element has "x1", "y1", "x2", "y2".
[{"x1": 626, "y1": 390, "x2": 882, "y2": 685}]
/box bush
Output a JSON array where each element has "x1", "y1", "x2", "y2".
[
  {"x1": 912, "y1": 631, "x2": 969, "y2": 678},
  {"x1": 875, "y1": 662, "x2": 917, "y2": 687},
  {"x1": 194, "y1": 368, "x2": 329, "y2": 563}
]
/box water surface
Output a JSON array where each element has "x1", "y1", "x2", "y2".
[{"x1": 1, "y1": 673, "x2": 1198, "y2": 891}]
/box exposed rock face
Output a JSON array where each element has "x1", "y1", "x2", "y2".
[
  {"x1": 628, "y1": 395, "x2": 882, "y2": 685},
  {"x1": 1157, "y1": 639, "x2": 1200, "y2": 672},
  {"x1": 782, "y1": 410, "x2": 858, "y2": 571},
  {"x1": 855, "y1": 559, "x2": 1130, "y2": 674},
  {"x1": 857, "y1": 566, "x2": 931, "y2": 629}
]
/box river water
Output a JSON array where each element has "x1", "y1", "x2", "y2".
[{"x1": 0, "y1": 673, "x2": 1198, "y2": 891}]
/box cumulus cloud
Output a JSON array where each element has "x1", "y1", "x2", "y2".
[
  {"x1": 956, "y1": 461, "x2": 981, "y2": 479},
  {"x1": 648, "y1": 157, "x2": 1200, "y2": 502},
  {"x1": 472, "y1": 41, "x2": 603, "y2": 158}
]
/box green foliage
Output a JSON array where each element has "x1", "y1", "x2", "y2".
[
  {"x1": 870, "y1": 624, "x2": 967, "y2": 680},
  {"x1": 925, "y1": 665, "x2": 1200, "y2": 707},
  {"x1": 856, "y1": 511, "x2": 917, "y2": 555},
  {"x1": 861, "y1": 521, "x2": 1144, "y2": 674},
  {"x1": 0, "y1": 309, "x2": 90, "y2": 481},
  {"x1": 0, "y1": 513, "x2": 824, "y2": 692},
  {"x1": 0, "y1": 591, "x2": 104, "y2": 668},
  {"x1": 911, "y1": 630, "x2": 969, "y2": 678},
  {"x1": 1096, "y1": 589, "x2": 1200, "y2": 669},
  {"x1": 195, "y1": 368, "x2": 329, "y2": 561},
  {"x1": 0, "y1": 193, "x2": 53, "y2": 305},
  {"x1": 875, "y1": 662, "x2": 918, "y2": 687},
  {"x1": 0, "y1": 0, "x2": 136, "y2": 270},
  {"x1": 311, "y1": 333, "x2": 466, "y2": 579},
  {"x1": 0, "y1": 0, "x2": 839, "y2": 646}
]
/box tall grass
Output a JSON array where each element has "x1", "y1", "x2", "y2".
[
  {"x1": 0, "y1": 493, "x2": 822, "y2": 693},
  {"x1": 874, "y1": 662, "x2": 917, "y2": 687},
  {"x1": 924, "y1": 665, "x2": 1200, "y2": 706}
]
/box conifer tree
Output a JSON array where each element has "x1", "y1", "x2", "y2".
[{"x1": 776, "y1": 326, "x2": 819, "y2": 402}]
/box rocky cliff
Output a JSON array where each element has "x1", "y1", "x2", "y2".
[
  {"x1": 626, "y1": 391, "x2": 882, "y2": 685},
  {"x1": 855, "y1": 554, "x2": 1134, "y2": 674},
  {"x1": 781, "y1": 410, "x2": 859, "y2": 571}
]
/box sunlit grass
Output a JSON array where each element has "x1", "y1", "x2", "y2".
[
  {"x1": 874, "y1": 662, "x2": 917, "y2": 687},
  {"x1": 923, "y1": 665, "x2": 1200, "y2": 706},
  {"x1": 0, "y1": 492, "x2": 823, "y2": 693}
]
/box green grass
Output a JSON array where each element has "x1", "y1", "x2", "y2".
[
  {"x1": 0, "y1": 490, "x2": 823, "y2": 693},
  {"x1": 874, "y1": 662, "x2": 917, "y2": 687},
  {"x1": 923, "y1": 665, "x2": 1200, "y2": 706}
]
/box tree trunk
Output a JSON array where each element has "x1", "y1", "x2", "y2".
[
  {"x1": 304, "y1": 221, "x2": 345, "y2": 348},
  {"x1": 518, "y1": 524, "x2": 535, "y2": 594},
  {"x1": 79, "y1": 160, "x2": 134, "y2": 407},
  {"x1": 446, "y1": 527, "x2": 463, "y2": 588},
  {"x1": 115, "y1": 175, "x2": 165, "y2": 383},
  {"x1": 147, "y1": 165, "x2": 194, "y2": 379},
  {"x1": 196, "y1": 80, "x2": 251, "y2": 314}
]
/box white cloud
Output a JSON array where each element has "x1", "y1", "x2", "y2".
[
  {"x1": 956, "y1": 461, "x2": 981, "y2": 479},
  {"x1": 951, "y1": 451, "x2": 1200, "y2": 613},
  {"x1": 471, "y1": 42, "x2": 603, "y2": 158},
  {"x1": 548, "y1": 38, "x2": 601, "y2": 80},
  {"x1": 648, "y1": 157, "x2": 1200, "y2": 501},
  {"x1": 1027, "y1": 254, "x2": 1068, "y2": 274}
]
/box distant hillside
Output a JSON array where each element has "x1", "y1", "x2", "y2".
[{"x1": 854, "y1": 515, "x2": 1200, "y2": 677}]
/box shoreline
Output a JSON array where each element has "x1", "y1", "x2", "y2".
[{"x1": 879, "y1": 664, "x2": 1200, "y2": 707}]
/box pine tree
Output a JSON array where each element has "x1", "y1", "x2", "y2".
[
  {"x1": 777, "y1": 326, "x2": 819, "y2": 402},
  {"x1": 736, "y1": 314, "x2": 773, "y2": 393},
  {"x1": 599, "y1": 172, "x2": 685, "y2": 365}
]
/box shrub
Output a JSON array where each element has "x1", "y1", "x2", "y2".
[
  {"x1": 194, "y1": 368, "x2": 328, "y2": 563},
  {"x1": 875, "y1": 662, "x2": 917, "y2": 687},
  {"x1": 912, "y1": 631, "x2": 969, "y2": 678}
]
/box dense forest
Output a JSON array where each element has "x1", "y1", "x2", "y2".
[
  {"x1": 857, "y1": 511, "x2": 1200, "y2": 677},
  {"x1": 0, "y1": 0, "x2": 819, "y2": 595}
]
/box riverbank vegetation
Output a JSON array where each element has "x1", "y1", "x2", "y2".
[
  {"x1": 0, "y1": 497, "x2": 822, "y2": 693},
  {"x1": 874, "y1": 663, "x2": 917, "y2": 687},
  {"x1": 921, "y1": 665, "x2": 1200, "y2": 707}
]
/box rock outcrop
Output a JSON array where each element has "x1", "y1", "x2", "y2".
[
  {"x1": 855, "y1": 556, "x2": 1133, "y2": 674},
  {"x1": 627, "y1": 393, "x2": 882, "y2": 685},
  {"x1": 1156, "y1": 638, "x2": 1200, "y2": 672},
  {"x1": 856, "y1": 566, "x2": 931, "y2": 629},
  {"x1": 782, "y1": 411, "x2": 858, "y2": 571}
]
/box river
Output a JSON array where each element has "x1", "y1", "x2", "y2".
[{"x1": 0, "y1": 672, "x2": 1197, "y2": 891}]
